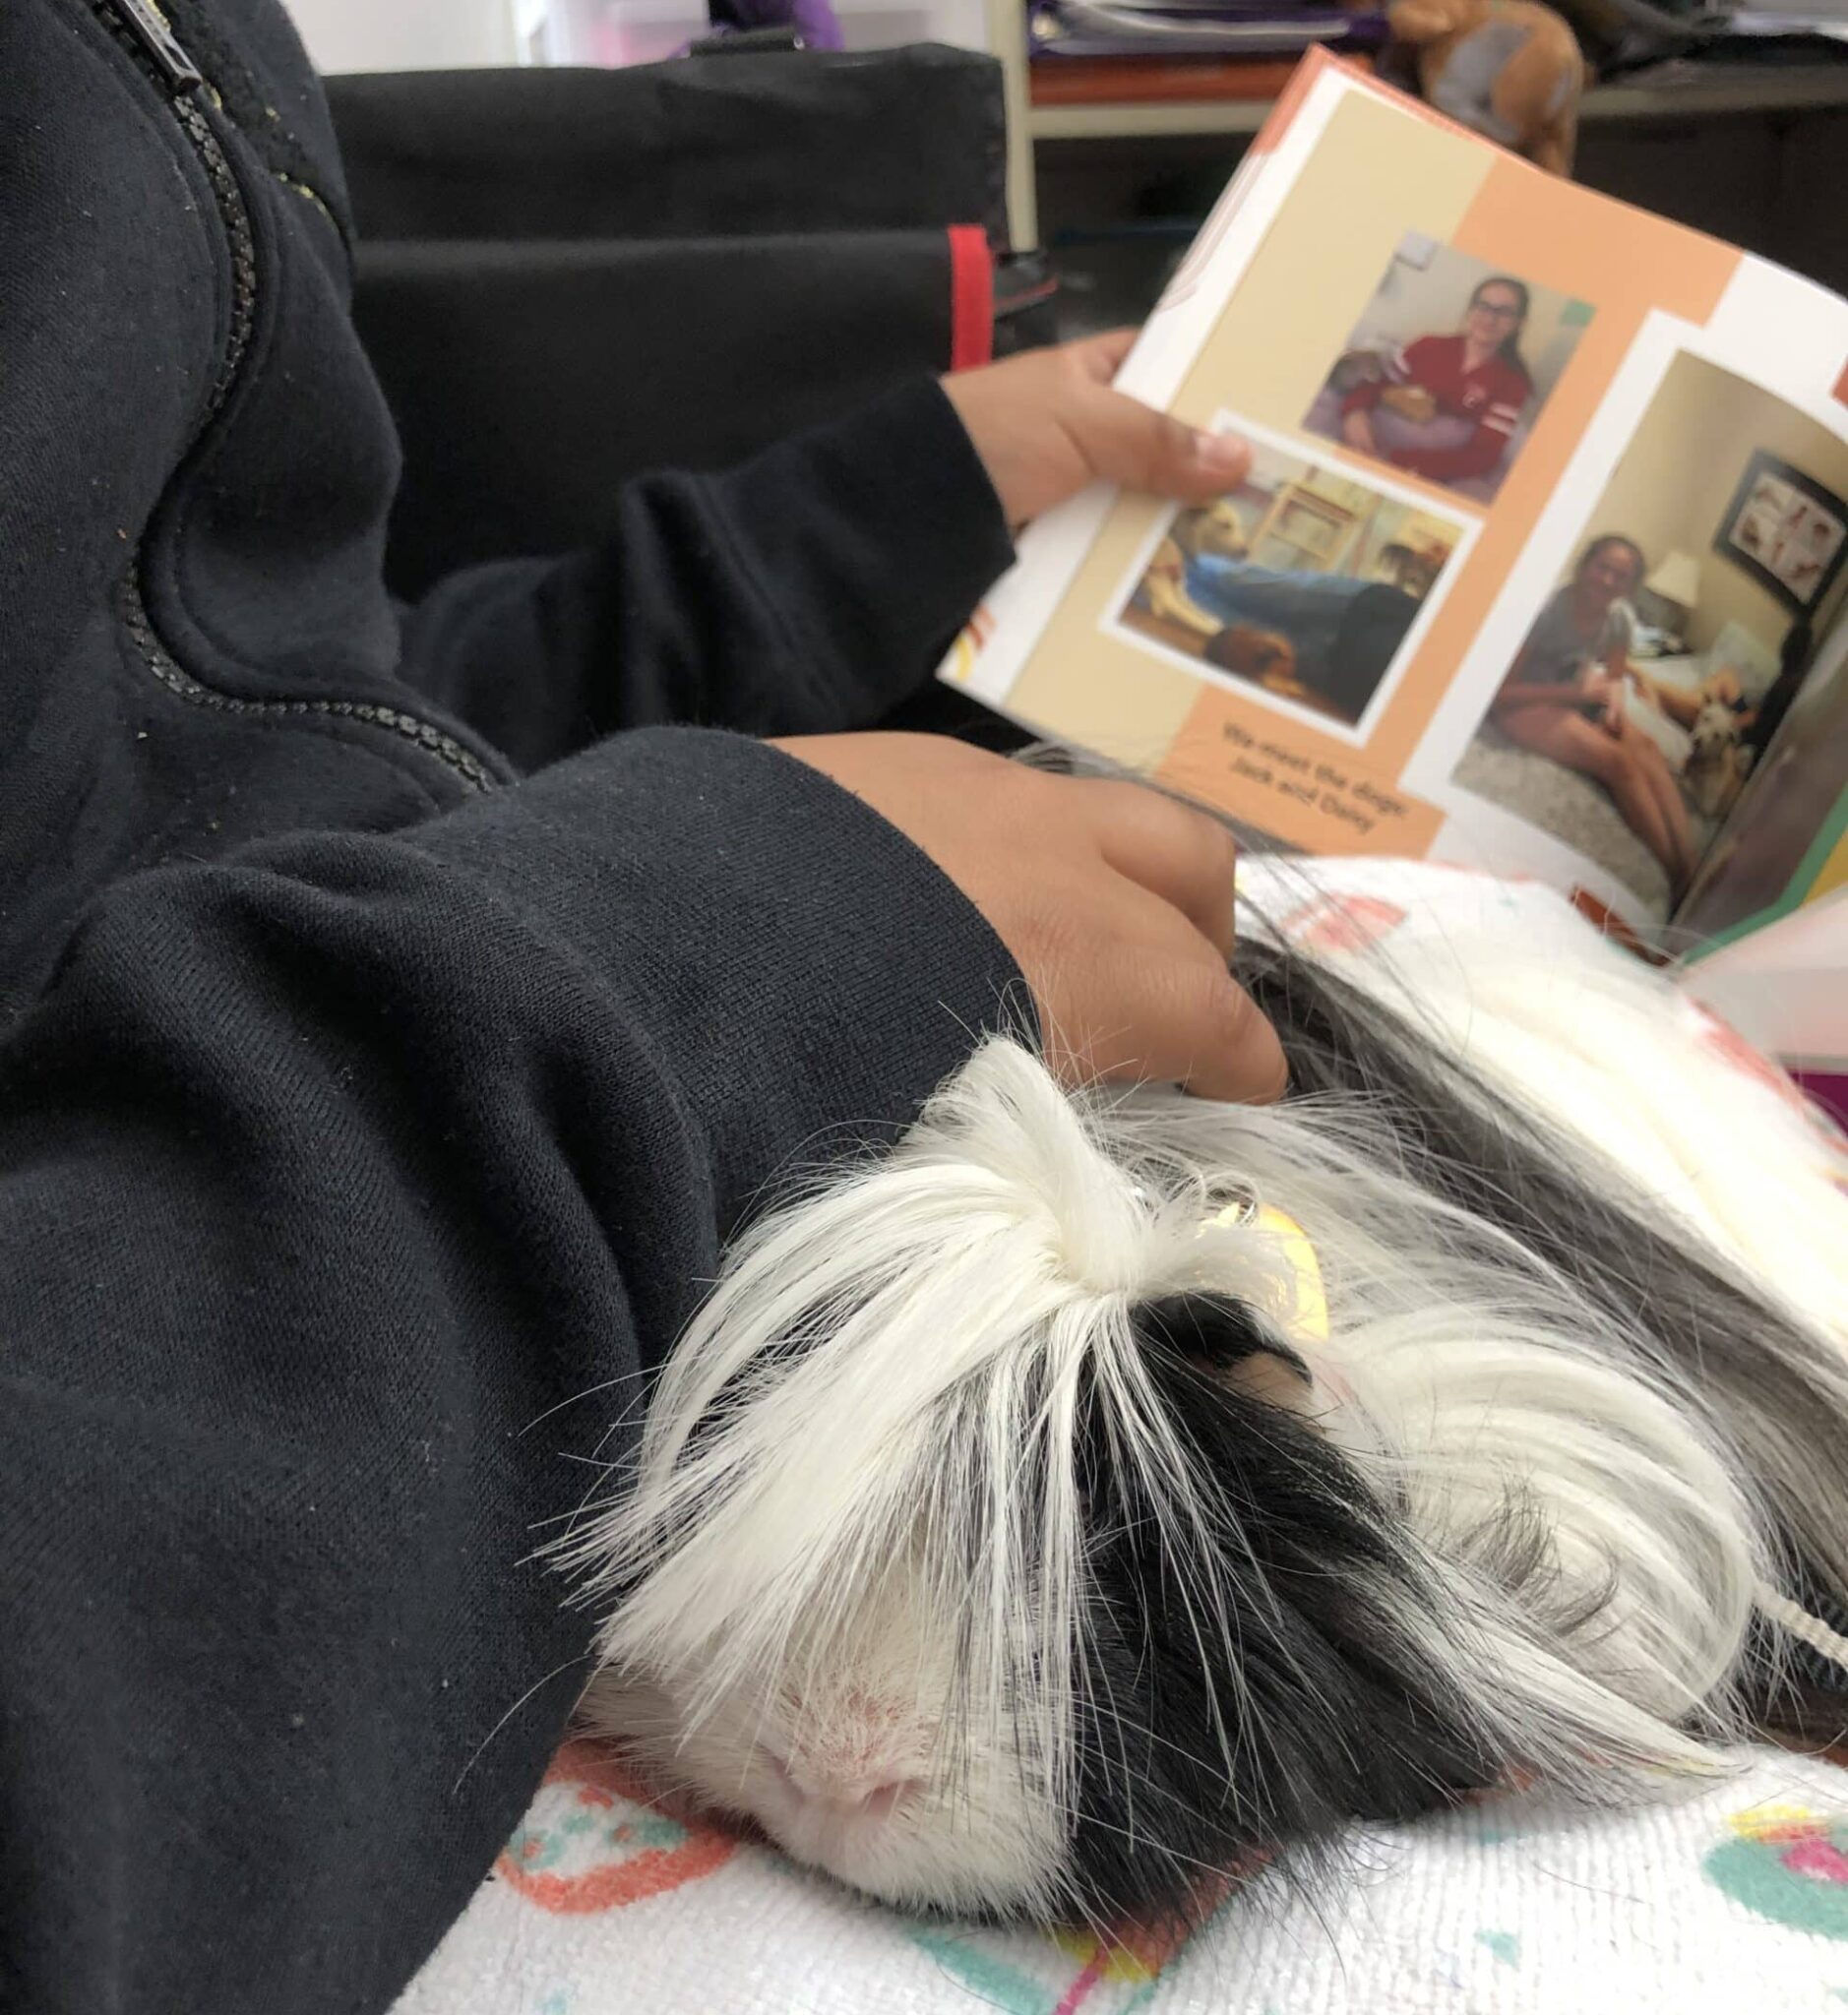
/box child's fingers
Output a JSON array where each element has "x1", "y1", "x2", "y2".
[
  {"x1": 1042, "y1": 887, "x2": 1286, "y2": 1106},
  {"x1": 1081, "y1": 778, "x2": 1241, "y2": 962},
  {"x1": 1072, "y1": 380, "x2": 1252, "y2": 504},
  {"x1": 1074, "y1": 328, "x2": 1140, "y2": 381},
  {"x1": 770, "y1": 733, "x2": 1287, "y2": 1107}
]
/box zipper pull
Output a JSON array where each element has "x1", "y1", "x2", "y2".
[{"x1": 107, "y1": 0, "x2": 203, "y2": 93}]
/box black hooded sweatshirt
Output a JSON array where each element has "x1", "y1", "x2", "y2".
[{"x1": 0, "y1": 2, "x2": 1022, "y2": 2008}]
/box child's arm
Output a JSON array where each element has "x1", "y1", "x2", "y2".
[
  {"x1": 396, "y1": 380, "x2": 1016, "y2": 769},
  {"x1": 0, "y1": 732, "x2": 1025, "y2": 2015}
]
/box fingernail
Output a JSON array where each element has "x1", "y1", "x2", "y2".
[{"x1": 1194, "y1": 431, "x2": 1248, "y2": 475}]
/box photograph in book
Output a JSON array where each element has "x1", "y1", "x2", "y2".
[
  {"x1": 1449, "y1": 352, "x2": 1848, "y2": 918},
  {"x1": 1111, "y1": 421, "x2": 1467, "y2": 731},
  {"x1": 1302, "y1": 233, "x2": 1594, "y2": 507}
]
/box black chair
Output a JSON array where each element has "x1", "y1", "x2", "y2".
[{"x1": 328, "y1": 47, "x2": 1054, "y2": 609}]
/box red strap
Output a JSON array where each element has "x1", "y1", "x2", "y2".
[{"x1": 947, "y1": 225, "x2": 994, "y2": 374}]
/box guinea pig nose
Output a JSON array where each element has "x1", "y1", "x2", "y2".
[
  {"x1": 763, "y1": 1750, "x2": 921, "y2": 1819},
  {"x1": 852, "y1": 1776, "x2": 923, "y2": 1821}
]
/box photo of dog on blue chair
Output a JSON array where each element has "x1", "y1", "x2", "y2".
[{"x1": 1115, "y1": 424, "x2": 1466, "y2": 729}]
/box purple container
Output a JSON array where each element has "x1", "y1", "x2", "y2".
[{"x1": 1027, "y1": 0, "x2": 1389, "y2": 58}]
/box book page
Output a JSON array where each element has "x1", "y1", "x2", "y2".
[
  {"x1": 942, "y1": 52, "x2": 1848, "y2": 936},
  {"x1": 1676, "y1": 617, "x2": 1848, "y2": 950}
]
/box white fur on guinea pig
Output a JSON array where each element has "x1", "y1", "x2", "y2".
[{"x1": 581, "y1": 1560, "x2": 1065, "y2": 1916}]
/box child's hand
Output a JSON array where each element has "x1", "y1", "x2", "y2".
[
  {"x1": 770, "y1": 733, "x2": 1288, "y2": 1105},
  {"x1": 942, "y1": 332, "x2": 1252, "y2": 529}
]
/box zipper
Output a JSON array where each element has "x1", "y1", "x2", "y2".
[
  {"x1": 89, "y1": 0, "x2": 496, "y2": 797},
  {"x1": 105, "y1": 0, "x2": 201, "y2": 91}
]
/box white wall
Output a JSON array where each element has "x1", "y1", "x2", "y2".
[{"x1": 282, "y1": 0, "x2": 524, "y2": 73}]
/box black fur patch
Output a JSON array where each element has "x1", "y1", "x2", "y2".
[{"x1": 1053, "y1": 1292, "x2": 1497, "y2": 1927}]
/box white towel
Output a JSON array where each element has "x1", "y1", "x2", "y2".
[{"x1": 398, "y1": 1739, "x2": 1848, "y2": 2015}]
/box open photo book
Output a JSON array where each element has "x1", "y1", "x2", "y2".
[{"x1": 940, "y1": 50, "x2": 1847, "y2": 1076}]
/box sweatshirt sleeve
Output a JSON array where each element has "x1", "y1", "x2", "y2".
[
  {"x1": 0, "y1": 728, "x2": 1025, "y2": 2015},
  {"x1": 394, "y1": 379, "x2": 1016, "y2": 771}
]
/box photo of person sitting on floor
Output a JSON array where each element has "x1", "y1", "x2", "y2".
[
  {"x1": 1450, "y1": 351, "x2": 1848, "y2": 920},
  {"x1": 1118, "y1": 444, "x2": 1463, "y2": 727},
  {"x1": 1483, "y1": 535, "x2": 1701, "y2": 897}
]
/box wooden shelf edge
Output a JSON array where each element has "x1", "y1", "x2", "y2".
[{"x1": 1027, "y1": 60, "x2": 1848, "y2": 142}]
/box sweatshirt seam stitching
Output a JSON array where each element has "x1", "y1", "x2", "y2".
[{"x1": 113, "y1": 622, "x2": 452, "y2": 821}]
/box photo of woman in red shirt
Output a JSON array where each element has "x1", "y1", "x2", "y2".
[{"x1": 1339, "y1": 276, "x2": 1535, "y2": 490}]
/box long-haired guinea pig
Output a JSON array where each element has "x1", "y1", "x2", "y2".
[{"x1": 558, "y1": 919, "x2": 1848, "y2": 1932}]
